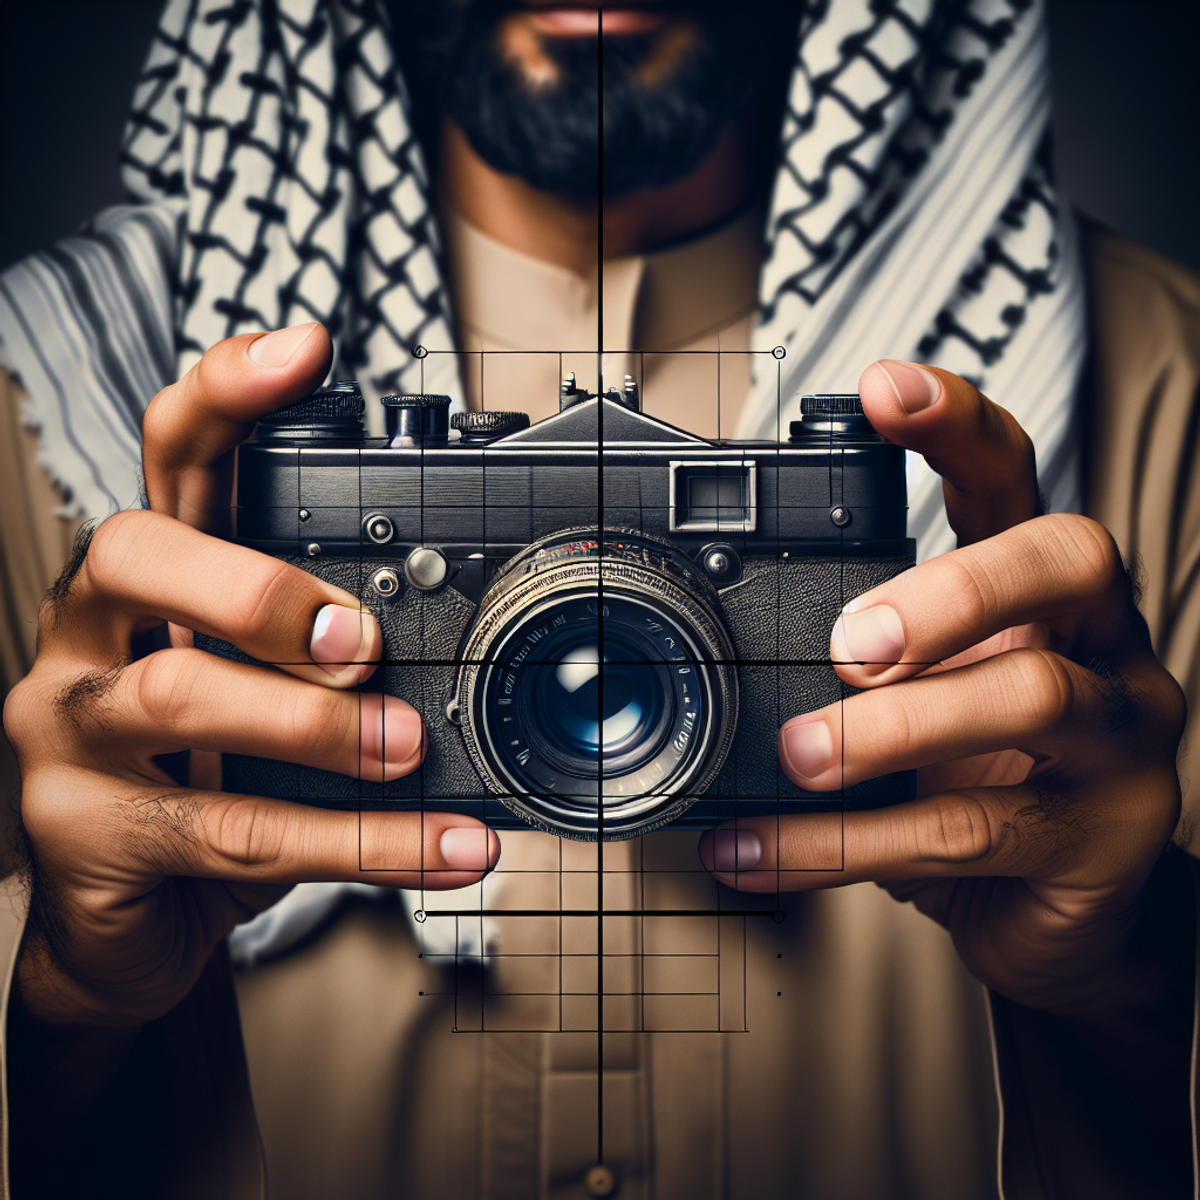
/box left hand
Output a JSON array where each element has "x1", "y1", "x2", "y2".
[{"x1": 699, "y1": 360, "x2": 1187, "y2": 1017}]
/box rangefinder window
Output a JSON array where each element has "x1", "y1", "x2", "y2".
[{"x1": 669, "y1": 462, "x2": 757, "y2": 533}]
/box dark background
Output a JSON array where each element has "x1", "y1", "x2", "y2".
[{"x1": 0, "y1": 0, "x2": 1196, "y2": 273}]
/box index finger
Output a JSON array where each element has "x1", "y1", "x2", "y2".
[
  {"x1": 44, "y1": 510, "x2": 381, "y2": 689},
  {"x1": 858, "y1": 360, "x2": 1040, "y2": 545},
  {"x1": 143, "y1": 323, "x2": 332, "y2": 533}
]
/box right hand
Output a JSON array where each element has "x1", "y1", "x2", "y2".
[{"x1": 3, "y1": 323, "x2": 500, "y2": 1031}]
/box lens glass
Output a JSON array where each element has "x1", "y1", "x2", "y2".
[
  {"x1": 480, "y1": 592, "x2": 710, "y2": 811},
  {"x1": 524, "y1": 631, "x2": 673, "y2": 776}
]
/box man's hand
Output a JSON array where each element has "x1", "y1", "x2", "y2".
[
  {"x1": 699, "y1": 361, "x2": 1187, "y2": 1018},
  {"x1": 2, "y1": 325, "x2": 499, "y2": 1182}
]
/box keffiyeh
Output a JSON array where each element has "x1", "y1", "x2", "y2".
[
  {"x1": 0, "y1": 0, "x2": 1086, "y2": 963},
  {"x1": 743, "y1": 0, "x2": 1085, "y2": 561}
]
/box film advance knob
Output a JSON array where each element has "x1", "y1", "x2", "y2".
[
  {"x1": 790, "y1": 393, "x2": 875, "y2": 438},
  {"x1": 257, "y1": 381, "x2": 365, "y2": 439},
  {"x1": 404, "y1": 547, "x2": 449, "y2": 591}
]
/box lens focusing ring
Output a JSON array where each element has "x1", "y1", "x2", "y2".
[{"x1": 458, "y1": 531, "x2": 738, "y2": 840}]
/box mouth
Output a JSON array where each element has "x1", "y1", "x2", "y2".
[{"x1": 523, "y1": 4, "x2": 671, "y2": 37}]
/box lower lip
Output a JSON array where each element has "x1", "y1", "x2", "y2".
[{"x1": 527, "y1": 9, "x2": 667, "y2": 36}]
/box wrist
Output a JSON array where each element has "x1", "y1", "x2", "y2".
[
  {"x1": 1039, "y1": 847, "x2": 1195, "y2": 1030},
  {"x1": 7, "y1": 943, "x2": 144, "y2": 1195},
  {"x1": 17, "y1": 928, "x2": 148, "y2": 1032}
]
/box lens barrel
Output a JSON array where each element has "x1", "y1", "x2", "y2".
[{"x1": 458, "y1": 531, "x2": 738, "y2": 839}]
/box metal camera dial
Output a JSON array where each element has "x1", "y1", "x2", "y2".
[
  {"x1": 404, "y1": 547, "x2": 449, "y2": 591},
  {"x1": 362, "y1": 513, "x2": 394, "y2": 545},
  {"x1": 698, "y1": 543, "x2": 742, "y2": 585},
  {"x1": 371, "y1": 568, "x2": 400, "y2": 598}
]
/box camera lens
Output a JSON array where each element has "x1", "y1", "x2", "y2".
[
  {"x1": 458, "y1": 531, "x2": 737, "y2": 839},
  {"x1": 526, "y1": 633, "x2": 669, "y2": 771}
]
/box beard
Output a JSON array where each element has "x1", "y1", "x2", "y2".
[{"x1": 397, "y1": 1, "x2": 795, "y2": 200}]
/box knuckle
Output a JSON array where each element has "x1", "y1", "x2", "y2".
[
  {"x1": 1004, "y1": 647, "x2": 1073, "y2": 730},
  {"x1": 363, "y1": 810, "x2": 422, "y2": 870},
  {"x1": 914, "y1": 795, "x2": 994, "y2": 865},
  {"x1": 3, "y1": 676, "x2": 50, "y2": 764},
  {"x1": 1010, "y1": 419, "x2": 1035, "y2": 464},
  {"x1": 290, "y1": 685, "x2": 356, "y2": 762},
  {"x1": 130, "y1": 649, "x2": 207, "y2": 730},
  {"x1": 225, "y1": 558, "x2": 317, "y2": 647},
  {"x1": 208, "y1": 798, "x2": 288, "y2": 869},
  {"x1": 3, "y1": 676, "x2": 37, "y2": 742},
  {"x1": 1136, "y1": 662, "x2": 1187, "y2": 753},
  {"x1": 939, "y1": 556, "x2": 994, "y2": 634},
  {"x1": 987, "y1": 403, "x2": 1036, "y2": 476},
  {"x1": 140, "y1": 383, "x2": 179, "y2": 455},
  {"x1": 5, "y1": 662, "x2": 120, "y2": 767},
  {"x1": 1040, "y1": 514, "x2": 1123, "y2": 596},
  {"x1": 20, "y1": 765, "x2": 102, "y2": 848},
  {"x1": 83, "y1": 510, "x2": 157, "y2": 597},
  {"x1": 1158, "y1": 670, "x2": 1188, "y2": 743},
  {"x1": 872, "y1": 694, "x2": 917, "y2": 761}
]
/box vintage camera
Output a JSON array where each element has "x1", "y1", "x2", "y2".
[{"x1": 203, "y1": 377, "x2": 915, "y2": 840}]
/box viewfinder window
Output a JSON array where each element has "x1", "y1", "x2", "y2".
[{"x1": 668, "y1": 462, "x2": 757, "y2": 532}]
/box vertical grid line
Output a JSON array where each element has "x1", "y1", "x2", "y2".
[{"x1": 595, "y1": 9, "x2": 606, "y2": 1170}]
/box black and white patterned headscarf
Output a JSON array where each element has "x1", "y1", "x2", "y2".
[
  {"x1": 743, "y1": 0, "x2": 1084, "y2": 560},
  {"x1": 0, "y1": 0, "x2": 1086, "y2": 964},
  {"x1": 0, "y1": 0, "x2": 1082, "y2": 566}
]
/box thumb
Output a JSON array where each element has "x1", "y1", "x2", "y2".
[{"x1": 143, "y1": 323, "x2": 333, "y2": 532}]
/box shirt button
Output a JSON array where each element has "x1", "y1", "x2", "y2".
[{"x1": 584, "y1": 1163, "x2": 618, "y2": 1197}]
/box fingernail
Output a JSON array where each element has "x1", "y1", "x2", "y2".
[
  {"x1": 440, "y1": 826, "x2": 496, "y2": 871},
  {"x1": 364, "y1": 696, "x2": 423, "y2": 767},
  {"x1": 878, "y1": 360, "x2": 941, "y2": 413},
  {"x1": 709, "y1": 829, "x2": 762, "y2": 873},
  {"x1": 311, "y1": 603, "x2": 369, "y2": 674},
  {"x1": 248, "y1": 322, "x2": 320, "y2": 368},
  {"x1": 831, "y1": 604, "x2": 905, "y2": 672},
  {"x1": 780, "y1": 720, "x2": 832, "y2": 781}
]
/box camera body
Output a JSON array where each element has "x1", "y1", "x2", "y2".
[{"x1": 204, "y1": 381, "x2": 915, "y2": 840}]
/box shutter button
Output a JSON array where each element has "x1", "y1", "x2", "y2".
[{"x1": 584, "y1": 1164, "x2": 617, "y2": 1197}]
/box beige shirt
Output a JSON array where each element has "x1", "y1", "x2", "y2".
[
  {"x1": 1, "y1": 226, "x2": 1199, "y2": 1199},
  {"x1": 443, "y1": 204, "x2": 762, "y2": 437}
]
